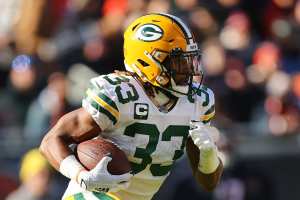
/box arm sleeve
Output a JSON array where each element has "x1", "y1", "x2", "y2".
[{"x1": 82, "y1": 77, "x2": 120, "y2": 131}]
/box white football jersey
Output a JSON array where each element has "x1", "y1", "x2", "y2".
[{"x1": 62, "y1": 73, "x2": 215, "y2": 200}]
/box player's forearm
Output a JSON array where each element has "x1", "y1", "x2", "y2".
[
  {"x1": 40, "y1": 108, "x2": 100, "y2": 170},
  {"x1": 40, "y1": 129, "x2": 89, "y2": 183},
  {"x1": 186, "y1": 137, "x2": 223, "y2": 191},
  {"x1": 194, "y1": 159, "x2": 223, "y2": 191},
  {"x1": 40, "y1": 121, "x2": 74, "y2": 171}
]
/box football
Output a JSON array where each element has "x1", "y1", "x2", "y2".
[{"x1": 75, "y1": 138, "x2": 131, "y2": 175}]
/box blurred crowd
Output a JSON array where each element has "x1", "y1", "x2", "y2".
[{"x1": 0, "y1": 0, "x2": 300, "y2": 199}]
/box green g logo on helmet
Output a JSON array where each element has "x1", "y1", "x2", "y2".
[{"x1": 135, "y1": 24, "x2": 163, "y2": 42}]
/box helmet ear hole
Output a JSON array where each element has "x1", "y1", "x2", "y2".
[{"x1": 137, "y1": 59, "x2": 149, "y2": 67}]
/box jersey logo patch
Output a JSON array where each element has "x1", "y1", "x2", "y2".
[{"x1": 134, "y1": 103, "x2": 149, "y2": 120}]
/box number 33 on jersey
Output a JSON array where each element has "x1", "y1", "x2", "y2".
[{"x1": 82, "y1": 73, "x2": 215, "y2": 195}]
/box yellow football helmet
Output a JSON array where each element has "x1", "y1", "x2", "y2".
[{"x1": 124, "y1": 13, "x2": 203, "y2": 96}]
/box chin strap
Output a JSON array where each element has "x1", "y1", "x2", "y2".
[
  {"x1": 163, "y1": 75, "x2": 194, "y2": 97},
  {"x1": 131, "y1": 70, "x2": 204, "y2": 99},
  {"x1": 152, "y1": 87, "x2": 178, "y2": 112}
]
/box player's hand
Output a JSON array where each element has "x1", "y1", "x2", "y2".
[
  {"x1": 77, "y1": 155, "x2": 132, "y2": 193},
  {"x1": 189, "y1": 121, "x2": 220, "y2": 174},
  {"x1": 189, "y1": 121, "x2": 219, "y2": 150}
]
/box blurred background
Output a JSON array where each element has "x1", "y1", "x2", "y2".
[{"x1": 0, "y1": 0, "x2": 299, "y2": 199}]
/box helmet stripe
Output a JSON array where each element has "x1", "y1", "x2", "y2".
[{"x1": 154, "y1": 13, "x2": 193, "y2": 44}]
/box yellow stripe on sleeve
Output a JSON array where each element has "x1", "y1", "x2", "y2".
[
  {"x1": 201, "y1": 110, "x2": 215, "y2": 122},
  {"x1": 86, "y1": 89, "x2": 120, "y2": 120}
]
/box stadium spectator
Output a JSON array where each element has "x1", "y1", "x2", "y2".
[
  {"x1": 24, "y1": 72, "x2": 72, "y2": 145},
  {"x1": 5, "y1": 148, "x2": 53, "y2": 200},
  {"x1": 0, "y1": 0, "x2": 299, "y2": 199}
]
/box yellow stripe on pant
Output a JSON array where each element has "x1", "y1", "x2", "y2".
[
  {"x1": 64, "y1": 193, "x2": 84, "y2": 200},
  {"x1": 64, "y1": 192, "x2": 119, "y2": 200}
]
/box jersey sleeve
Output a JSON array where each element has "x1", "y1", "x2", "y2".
[
  {"x1": 193, "y1": 84, "x2": 216, "y2": 125},
  {"x1": 82, "y1": 76, "x2": 120, "y2": 131}
]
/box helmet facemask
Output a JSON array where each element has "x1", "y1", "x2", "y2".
[{"x1": 156, "y1": 48, "x2": 203, "y2": 96}]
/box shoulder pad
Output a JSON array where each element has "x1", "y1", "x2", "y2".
[{"x1": 82, "y1": 75, "x2": 122, "y2": 129}]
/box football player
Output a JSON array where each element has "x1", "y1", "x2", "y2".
[{"x1": 40, "y1": 13, "x2": 223, "y2": 200}]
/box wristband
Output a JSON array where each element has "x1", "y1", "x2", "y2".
[
  {"x1": 59, "y1": 155, "x2": 85, "y2": 182},
  {"x1": 198, "y1": 147, "x2": 220, "y2": 174}
]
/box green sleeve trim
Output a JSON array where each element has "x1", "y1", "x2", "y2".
[{"x1": 204, "y1": 105, "x2": 215, "y2": 115}]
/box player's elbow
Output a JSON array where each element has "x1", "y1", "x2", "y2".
[
  {"x1": 39, "y1": 133, "x2": 51, "y2": 157},
  {"x1": 40, "y1": 128, "x2": 57, "y2": 157},
  {"x1": 39, "y1": 138, "x2": 47, "y2": 157},
  {"x1": 39, "y1": 116, "x2": 67, "y2": 156}
]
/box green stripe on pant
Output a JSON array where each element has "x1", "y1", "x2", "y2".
[
  {"x1": 74, "y1": 193, "x2": 85, "y2": 200},
  {"x1": 93, "y1": 192, "x2": 115, "y2": 200}
]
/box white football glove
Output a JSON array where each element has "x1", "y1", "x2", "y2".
[
  {"x1": 189, "y1": 121, "x2": 220, "y2": 174},
  {"x1": 78, "y1": 156, "x2": 132, "y2": 193}
]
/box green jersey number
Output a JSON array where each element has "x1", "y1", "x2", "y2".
[
  {"x1": 124, "y1": 122, "x2": 189, "y2": 176},
  {"x1": 115, "y1": 83, "x2": 139, "y2": 104},
  {"x1": 103, "y1": 75, "x2": 139, "y2": 104},
  {"x1": 103, "y1": 75, "x2": 129, "y2": 85},
  {"x1": 188, "y1": 85, "x2": 209, "y2": 106}
]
